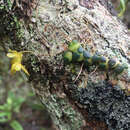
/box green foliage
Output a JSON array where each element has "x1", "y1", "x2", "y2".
[
  {"x1": 28, "y1": 102, "x2": 44, "y2": 110},
  {"x1": 0, "y1": 91, "x2": 25, "y2": 130},
  {"x1": 118, "y1": 0, "x2": 129, "y2": 17},
  {"x1": 10, "y1": 120, "x2": 23, "y2": 130}
]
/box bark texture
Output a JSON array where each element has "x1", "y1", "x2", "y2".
[{"x1": 0, "y1": 0, "x2": 130, "y2": 130}]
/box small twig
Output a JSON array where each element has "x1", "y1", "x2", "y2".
[
  {"x1": 89, "y1": 66, "x2": 98, "y2": 76},
  {"x1": 74, "y1": 63, "x2": 84, "y2": 82}
]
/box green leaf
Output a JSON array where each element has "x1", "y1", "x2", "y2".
[
  {"x1": 0, "y1": 112, "x2": 11, "y2": 122},
  {"x1": 7, "y1": 92, "x2": 14, "y2": 105},
  {"x1": 10, "y1": 120, "x2": 23, "y2": 130},
  {"x1": 6, "y1": 91, "x2": 25, "y2": 113},
  {"x1": 0, "y1": 102, "x2": 12, "y2": 112},
  {"x1": 2, "y1": 103, "x2": 12, "y2": 111},
  {"x1": 6, "y1": 92, "x2": 15, "y2": 111},
  {"x1": 28, "y1": 103, "x2": 44, "y2": 110},
  {"x1": 0, "y1": 105, "x2": 6, "y2": 110},
  {"x1": 0, "y1": 117, "x2": 9, "y2": 123},
  {"x1": 27, "y1": 91, "x2": 35, "y2": 97},
  {"x1": 118, "y1": 0, "x2": 126, "y2": 17},
  {"x1": 13, "y1": 97, "x2": 25, "y2": 113}
]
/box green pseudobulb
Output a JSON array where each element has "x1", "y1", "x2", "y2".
[
  {"x1": 76, "y1": 46, "x2": 84, "y2": 62},
  {"x1": 69, "y1": 41, "x2": 84, "y2": 62},
  {"x1": 68, "y1": 40, "x2": 81, "y2": 52},
  {"x1": 63, "y1": 40, "x2": 127, "y2": 75},
  {"x1": 108, "y1": 59, "x2": 117, "y2": 69},
  {"x1": 72, "y1": 52, "x2": 80, "y2": 62},
  {"x1": 113, "y1": 64, "x2": 128, "y2": 75},
  {"x1": 63, "y1": 51, "x2": 72, "y2": 64},
  {"x1": 83, "y1": 50, "x2": 92, "y2": 66},
  {"x1": 84, "y1": 58, "x2": 92, "y2": 66},
  {"x1": 92, "y1": 54, "x2": 101, "y2": 64},
  {"x1": 98, "y1": 56, "x2": 108, "y2": 70}
]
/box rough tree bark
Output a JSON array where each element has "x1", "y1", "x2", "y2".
[{"x1": 0, "y1": 0, "x2": 130, "y2": 130}]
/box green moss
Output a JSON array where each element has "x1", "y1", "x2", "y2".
[
  {"x1": 0, "y1": 1, "x2": 24, "y2": 50},
  {"x1": 63, "y1": 105, "x2": 83, "y2": 129},
  {"x1": 42, "y1": 94, "x2": 83, "y2": 130}
]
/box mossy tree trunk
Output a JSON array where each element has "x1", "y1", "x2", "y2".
[{"x1": 1, "y1": 0, "x2": 130, "y2": 130}]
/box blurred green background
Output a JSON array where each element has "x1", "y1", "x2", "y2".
[{"x1": 0, "y1": 47, "x2": 55, "y2": 130}]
